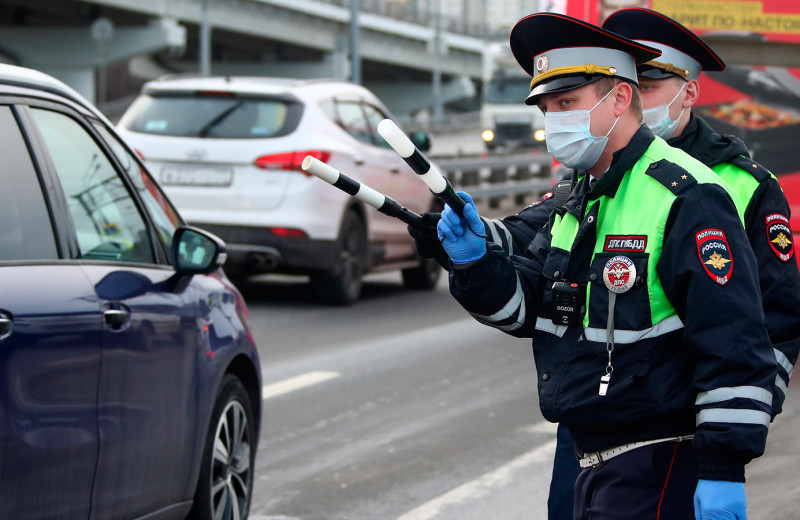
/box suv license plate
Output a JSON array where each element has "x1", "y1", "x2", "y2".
[{"x1": 161, "y1": 166, "x2": 233, "y2": 186}]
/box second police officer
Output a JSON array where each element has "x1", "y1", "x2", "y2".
[{"x1": 433, "y1": 13, "x2": 778, "y2": 519}]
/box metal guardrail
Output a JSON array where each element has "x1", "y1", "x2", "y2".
[
  {"x1": 435, "y1": 152, "x2": 554, "y2": 210},
  {"x1": 313, "y1": 0, "x2": 501, "y2": 38},
  {"x1": 399, "y1": 111, "x2": 481, "y2": 134}
]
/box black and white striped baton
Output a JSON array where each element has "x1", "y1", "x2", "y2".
[
  {"x1": 376, "y1": 119, "x2": 466, "y2": 217},
  {"x1": 301, "y1": 156, "x2": 432, "y2": 232}
]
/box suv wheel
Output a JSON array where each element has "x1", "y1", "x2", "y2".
[
  {"x1": 401, "y1": 257, "x2": 441, "y2": 290},
  {"x1": 312, "y1": 212, "x2": 366, "y2": 305},
  {"x1": 188, "y1": 375, "x2": 255, "y2": 520}
]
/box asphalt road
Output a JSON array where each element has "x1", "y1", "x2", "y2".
[{"x1": 237, "y1": 272, "x2": 800, "y2": 520}]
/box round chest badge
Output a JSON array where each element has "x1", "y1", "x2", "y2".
[
  {"x1": 603, "y1": 256, "x2": 636, "y2": 294},
  {"x1": 536, "y1": 55, "x2": 549, "y2": 73}
]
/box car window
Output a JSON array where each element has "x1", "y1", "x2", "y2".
[
  {"x1": 319, "y1": 98, "x2": 336, "y2": 121},
  {"x1": 0, "y1": 106, "x2": 58, "y2": 260},
  {"x1": 121, "y1": 93, "x2": 303, "y2": 139},
  {"x1": 94, "y1": 124, "x2": 181, "y2": 252},
  {"x1": 335, "y1": 101, "x2": 372, "y2": 144},
  {"x1": 31, "y1": 108, "x2": 155, "y2": 263},
  {"x1": 362, "y1": 104, "x2": 393, "y2": 149}
]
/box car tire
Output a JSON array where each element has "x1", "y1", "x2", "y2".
[
  {"x1": 312, "y1": 211, "x2": 366, "y2": 305},
  {"x1": 187, "y1": 375, "x2": 256, "y2": 520},
  {"x1": 401, "y1": 257, "x2": 442, "y2": 290}
]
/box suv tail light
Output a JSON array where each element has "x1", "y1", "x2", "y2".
[
  {"x1": 254, "y1": 150, "x2": 331, "y2": 175},
  {"x1": 268, "y1": 227, "x2": 308, "y2": 238}
]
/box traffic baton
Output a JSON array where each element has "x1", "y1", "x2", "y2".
[
  {"x1": 301, "y1": 156, "x2": 432, "y2": 232},
  {"x1": 376, "y1": 119, "x2": 466, "y2": 217}
]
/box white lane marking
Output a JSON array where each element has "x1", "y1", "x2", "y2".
[
  {"x1": 523, "y1": 421, "x2": 559, "y2": 435},
  {"x1": 262, "y1": 370, "x2": 341, "y2": 399},
  {"x1": 395, "y1": 438, "x2": 556, "y2": 520}
]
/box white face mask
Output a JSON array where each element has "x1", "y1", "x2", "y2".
[
  {"x1": 544, "y1": 87, "x2": 620, "y2": 171},
  {"x1": 641, "y1": 82, "x2": 687, "y2": 140}
]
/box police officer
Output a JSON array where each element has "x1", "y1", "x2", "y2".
[
  {"x1": 410, "y1": 10, "x2": 800, "y2": 519},
  {"x1": 435, "y1": 13, "x2": 777, "y2": 519},
  {"x1": 602, "y1": 7, "x2": 800, "y2": 420}
]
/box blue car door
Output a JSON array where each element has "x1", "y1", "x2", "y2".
[
  {"x1": 0, "y1": 105, "x2": 101, "y2": 519},
  {"x1": 29, "y1": 107, "x2": 201, "y2": 519}
]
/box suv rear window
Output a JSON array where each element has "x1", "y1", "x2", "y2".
[{"x1": 122, "y1": 92, "x2": 303, "y2": 139}]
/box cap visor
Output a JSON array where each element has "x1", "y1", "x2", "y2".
[
  {"x1": 525, "y1": 75, "x2": 604, "y2": 105},
  {"x1": 638, "y1": 65, "x2": 685, "y2": 80}
]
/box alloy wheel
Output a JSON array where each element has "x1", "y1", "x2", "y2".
[{"x1": 210, "y1": 400, "x2": 252, "y2": 520}]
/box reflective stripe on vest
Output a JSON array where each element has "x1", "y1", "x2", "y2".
[{"x1": 535, "y1": 315, "x2": 684, "y2": 343}]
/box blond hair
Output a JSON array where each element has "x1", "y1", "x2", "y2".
[{"x1": 594, "y1": 77, "x2": 642, "y2": 122}]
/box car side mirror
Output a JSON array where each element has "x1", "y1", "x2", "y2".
[
  {"x1": 172, "y1": 226, "x2": 227, "y2": 275},
  {"x1": 409, "y1": 131, "x2": 431, "y2": 152}
]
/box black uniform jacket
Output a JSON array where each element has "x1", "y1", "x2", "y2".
[
  {"x1": 449, "y1": 126, "x2": 777, "y2": 482},
  {"x1": 493, "y1": 115, "x2": 800, "y2": 418},
  {"x1": 672, "y1": 115, "x2": 800, "y2": 417}
]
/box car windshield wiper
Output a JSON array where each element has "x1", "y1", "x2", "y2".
[{"x1": 197, "y1": 98, "x2": 245, "y2": 137}]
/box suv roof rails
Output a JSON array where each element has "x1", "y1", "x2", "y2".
[{"x1": 294, "y1": 78, "x2": 356, "y2": 86}]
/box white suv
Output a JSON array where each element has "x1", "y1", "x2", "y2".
[{"x1": 118, "y1": 76, "x2": 441, "y2": 304}]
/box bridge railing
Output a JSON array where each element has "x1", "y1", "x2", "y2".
[{"x1": 312, "y1": 0, "x2": 504, "y2": 39}]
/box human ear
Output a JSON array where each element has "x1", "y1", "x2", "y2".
[
  {"x1": 683, "y1": 79, "x2": 700, "y2": 108},
  {"x1": 614, "y1": 81, "x2": 633, "y2": 116}
]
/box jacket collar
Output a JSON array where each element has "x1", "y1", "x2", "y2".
[
  {"x1": 563, "y1": 125, "x2": 655, "y2": 218},
  {"x1": 668, "y1": 113, "x2": 748, "y2": 167}
]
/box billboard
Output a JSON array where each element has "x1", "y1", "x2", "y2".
[{"x1": 651, "y1": 0, "x2": 800, "y2": 43}]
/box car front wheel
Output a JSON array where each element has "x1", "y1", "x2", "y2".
[{"x1": 188, "y1": 375, "x2": 256, "y2": 520}]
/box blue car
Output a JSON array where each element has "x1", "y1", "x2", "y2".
[{"x1": 0, "y1": 64, "x2": 262, "y2": 520}]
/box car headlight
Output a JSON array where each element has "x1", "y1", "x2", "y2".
[
  {"x1": 481, "y1": 129, "x2": 495, "y2": 142},
  {"x1": 534, "y1": 129, "x2": 546, "y2": 142}
]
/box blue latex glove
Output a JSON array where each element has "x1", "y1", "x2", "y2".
[
  {"x1": 694, "y1": 480, "x2": 747, "y2": 520},
  {"x1": 437, "y1": 191, "x2": 487, "y2": 264}
]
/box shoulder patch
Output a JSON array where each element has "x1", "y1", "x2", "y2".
[
  {"x1": 524, "y1": 190, "x2": 553, "y2": 210},
  {"x1": 765, "y1": 213, "x2": 794, "y2": 262},
  {"x1": 696, "y1": 228, "x2": 733, "y2": 285},
  {"x1": 728, "y1": 155, "x2": 771, "y2": 183},
  {"x1": 645, "y1": 160, "x2": 697, "y2": 195}
]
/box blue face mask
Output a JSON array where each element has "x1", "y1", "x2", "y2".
[
  {"x1": 544, "y1": 87, "x2": 620, "y2": 171},
  {"x1": 641, "y1": 82, "x2": 687, "y2": 139}
]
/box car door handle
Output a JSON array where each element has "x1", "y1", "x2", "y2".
[
  {"x1": 103, "y1": 308, "x2": 131, "y2": 329},
  {"x1": 390, "y1": 167, "x2": 400, "y2": 174},
  {"x1": 354, "y1": 157, "x2": 365, "y2": 166},
  {"x1": 0, "y1": 317, "x2": 12, "y2": 337}
]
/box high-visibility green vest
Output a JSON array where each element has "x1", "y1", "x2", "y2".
[
  {"x1": 713, "y1": 157, "x2": 778, "y2": 225},
  {"x1": 549, "y1": 137, "x2": 744, "y2": 328}
]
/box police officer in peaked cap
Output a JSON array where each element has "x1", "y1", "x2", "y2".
[
  {"x1": 601, "y1": 8, "x2": 800, "y2": 419},
  {"x1": 535, "y1": 9, "x2": 800, "y2": 520},
  {"x1": 430, "y1": 12, "x2": 778, "y2": 520}
]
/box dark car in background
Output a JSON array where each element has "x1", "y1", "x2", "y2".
[{"x1": 0, "y1": 64, "x2": 261, "y2": 520}]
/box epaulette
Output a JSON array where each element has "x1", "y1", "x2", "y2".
[
  {"x1": 644, "y1": 160, "x2": 697, "y2": 195},
  {"x1": 727, "y1": 155, "x2": 771, "y2": 183}
]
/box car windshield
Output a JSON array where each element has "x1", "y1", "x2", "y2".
[
  {"x1": 485, "y1": 76, "x2": 530, "y2": 104},
  {"x1": 122, "y1": 92, "x2": 302, "y2": 138}
]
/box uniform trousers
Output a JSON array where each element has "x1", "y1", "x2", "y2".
[
  {"x1": 548, "y1": 423, "x2": 581, "y2": 520},
  {"x1": 573, "y1": 440, "x2": 698, "y2": 520}
]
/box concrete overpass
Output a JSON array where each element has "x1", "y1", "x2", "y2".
[{"x1": 0, "y1": 0, "x2": 489, "y2": 118}]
